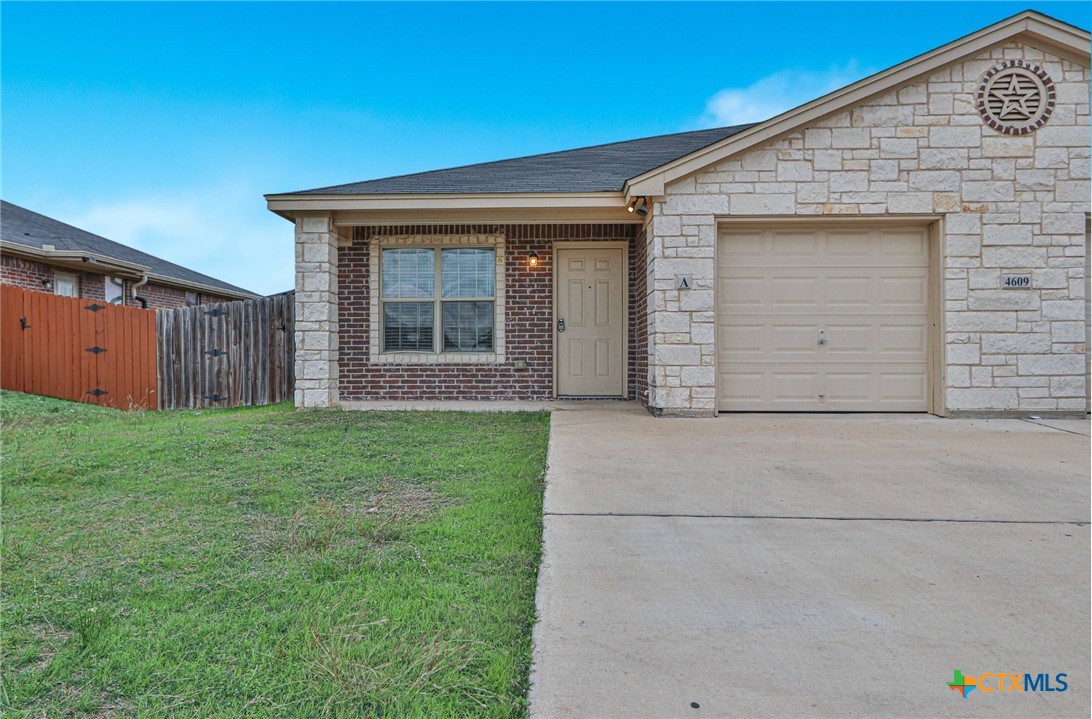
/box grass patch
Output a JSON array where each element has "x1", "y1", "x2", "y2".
[{"x1": 1, "y1": 391, "x2": 550, "y2": 718}]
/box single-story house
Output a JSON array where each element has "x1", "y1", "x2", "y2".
[
  {"x1": 268, "y1": 11, "x2": 1090, "y2": 417},
  {"x1": 1, "y1": 200, "x2": 257, "y2": 308}
]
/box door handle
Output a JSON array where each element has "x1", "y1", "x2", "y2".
[
  {"x1": 557, "y1": 318, "x2": 566, "y2": 333},
  {"x1": 818, "y1": 328, "x2": 827, "y2": 345}
]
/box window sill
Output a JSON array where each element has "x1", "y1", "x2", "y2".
[{"x1": 373, "y1": 352, "x2": 504, "y2": 365}]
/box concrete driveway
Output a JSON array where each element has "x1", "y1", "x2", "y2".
[{"x1": 529, "y1": 410, "x2": 1090, "y2": 718}]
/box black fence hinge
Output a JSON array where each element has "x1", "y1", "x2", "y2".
[
  {"x1": 87, "y1": 388, "x2": 108, "y2": 397},
  {"x1": 20, "y1": 317, "x2": 30, "y2": 330},
  {"x1": 204, "y1": 308, "x2": 226, "y2": 318},
  {"x1": 205, "y1": 348, "x2": 226, "y2": 358},
  {"x1": 86, "y1": 346, "x2": 107, "y2": 354},
  {"x1": 206, "y1": 393, "x2": 228, "y2": 403},
  {"x1": 84, "y1": 303, "x2": 107, "y2": 312}
]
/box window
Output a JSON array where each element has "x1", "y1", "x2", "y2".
[
  {"x1": 381, "y1": 246, "x2": 495, "y2": 353},
  {"x1": 54, "y1": 272, "x2": 78, "y2": 298},
  {"x1": 104, "y1": 276, "x2": 125, "y2": 304}
]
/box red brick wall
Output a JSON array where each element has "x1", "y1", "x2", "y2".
[
  {"x1": 1, "y1": 255, "x2": 53, "y2": 292},
  {"x1": 1, "y1": 253, "x2": 237, "y2": 309},
  {"x1": 339, "y1": 224, "x2": 640, "y2": 401},
  {"x1": 138, "y1": 282, "x2": 188, "y2": 309}
]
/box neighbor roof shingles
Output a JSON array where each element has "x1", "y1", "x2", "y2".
[
  {"x1": 1, "y1": 200, "x2": 256, "y2": 296},
  {"x1": 287, "y1": 124, "x2": 757, "y2": 195}
]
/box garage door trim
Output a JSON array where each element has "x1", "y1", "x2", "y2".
[{"x1": 714, "y1": 217, "x2": 944, "y2": 414}]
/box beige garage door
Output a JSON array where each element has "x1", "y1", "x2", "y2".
[{"x1": 717, "y1": 224, "x2": 929, "y2": 411}]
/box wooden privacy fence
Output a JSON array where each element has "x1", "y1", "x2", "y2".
[
  {"x1": 156, "y1": 294, "x2": 294, "y2": 410},
  {"x1": 1, "y1": 285, "x2": 158, "y2": 409},
  {"x1": 1, "y1": 286, "x2": 294, "y2": 411}
]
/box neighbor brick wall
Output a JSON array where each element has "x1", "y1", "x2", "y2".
[
  {"x1": 338, "y1": 224, "x2": 638, "y2": 401},
  {"x1": 1, "y1": 255, "x2": 53, "y2": 291},
  {"x1": 648, "y1": 40, "x2": 1090, "y2": 415}
]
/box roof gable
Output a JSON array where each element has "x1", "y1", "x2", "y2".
[{"x1": 624, "y1": 10, "x2": 1090, "y2": 197}]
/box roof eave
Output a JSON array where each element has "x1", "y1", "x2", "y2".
[
  {"x1": 142, "y1": 272, "x2": 260, "y2": 301},
  {"x1": 265, "y1": 190, "x2": 641, "y2": 224},
  {"x1": 1, "y1": 241, "x2": 258, "y2": 300},
  {"x1": 1, "y1": 241, "x2": 150, "y2": 276},
  {"x1": 623, "y1": 11, "x2": 1090, "y2": 197}
]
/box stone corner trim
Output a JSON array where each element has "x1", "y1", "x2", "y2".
[{"x1": 294, "y1": 215, "x2": 340, "y2": 408}]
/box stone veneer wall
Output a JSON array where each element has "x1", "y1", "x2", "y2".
[
  {"x1": 633, "y1": 222, "x2": 651, "y2": 407},
  {"x1": 647, "y1": 40, "x2": 1090, "y2": 416},
  {"x1": 336, "y1": 224, "x2": 638, "y2": 401}
]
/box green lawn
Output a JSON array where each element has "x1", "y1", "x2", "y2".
[{"x1": 0, "y1": 391, "x2": 550, "y2": 718}]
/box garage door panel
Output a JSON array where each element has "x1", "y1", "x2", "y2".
[
  {"x1": 772, "y1": 232, "x2": 820, "y2": 259},
  {"x1": 722, "y1": 272, "x2": 926, "y2": 313},
  {"x1": 826, "y1": 230, "x2": 873, "y2": 258},
  {"x1": 771, "y1": 278, "x2": 820, "y2": 307},
  {"x1": 771, "y1": 371, "x2": 822, "y2": 401},
  {"x1": 879, "y1": 275, "x2": 928, "y2": 307},
  {"x1": 824, "y1": 371, "x2": 874, "y2": 401},
  {"x1": 720, "y1": 370, "x2": 766, "y2": 402},
  {"x1": 826, "y1": 277, "x2": 874, "y2": 306},
  {"x1": 823, "y1": 323, "x2": 874, "y2": 354},
  {"x1": 878, "y1": 323, "x2": 928, "y2": 355},
  {"x1": 880, "y1": 230, "x2": 929, "y2": 259},
  {"x1": 718, "y1": 323, "x2": 766, "y2": 360},
  {"x1": 719, "y1": 277, "x2": 767, "y2": 306},
  {"x1": 717, "y1": 225, "x2": 929, "y2": 412},
  {"x1": 720, "y1": 364, "x2": 928, "y2": 411},
  {"x1": 879, "y1": 371, "x2": 929, "y2": 403}
]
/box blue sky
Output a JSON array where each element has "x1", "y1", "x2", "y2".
[{"x1": 3, "y1": 2, "x2": 1088, "y2": 295}]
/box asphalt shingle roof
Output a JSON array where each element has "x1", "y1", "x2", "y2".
[
  {"x1": 1, "y1": 200, "x2": 256, "y2": 296},
  {"x1": 289, "y1": 124, "x2": 757, "y2": 195}
]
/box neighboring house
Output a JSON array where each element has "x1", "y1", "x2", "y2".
[
  {"x1": 269, "y1": 11, "x2": 1090, "y2": 417},
  {"x1": 1, "y1": 200, "x2": 257, "y2": 309}
]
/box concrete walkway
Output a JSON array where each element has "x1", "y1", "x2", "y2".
[{"x1": 529, "y1": 412, "x2": 1090, "y2": 718}]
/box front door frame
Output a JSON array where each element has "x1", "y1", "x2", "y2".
[{"x1": 552, "y1": 241, "x2": 630, "y2": 399}]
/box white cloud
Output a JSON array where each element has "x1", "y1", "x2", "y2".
[
  {"x1": 700, "y1": 61, "x2": 873, "y2": 127},
  {"x1": 57, "y1": 180, "x2": 294, "y2": 296}
]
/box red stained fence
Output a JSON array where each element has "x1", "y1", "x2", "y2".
[
  {"x1": 1, "y1": 285, "x2": 157, "y2": 409},
  {"x1": 1, "y1": 286, "x2": 294, "y2": 411}
]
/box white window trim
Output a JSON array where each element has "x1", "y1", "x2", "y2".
[
  {"x1": 369, "y1": 233, "x2": 506, "y2": 364},
  {"x1": 54, "y1": 271, "x2": 79, "y2": 298}
]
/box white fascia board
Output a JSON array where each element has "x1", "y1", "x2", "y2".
[{"x1": 266, "y1": 191, "x2": 626, "y2": 213}]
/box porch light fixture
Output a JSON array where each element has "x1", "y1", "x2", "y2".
[
  {"x1": 527, "y1": 251, "x2": 540, "y2": 269},
  {"x1": 41, "y1": 279, "x2": 54, "y2": 291},
  {"x1": 626, "y1": 197, "x2": 638, "y2": 213}
]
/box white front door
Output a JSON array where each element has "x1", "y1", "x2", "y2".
[{"x1": 556, "y1": 246, "x2": 625, "y2": 397}]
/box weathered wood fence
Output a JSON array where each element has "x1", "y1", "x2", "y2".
[
  {"x1": 1, "y1": 286, "x2": 294, "y2": 411},
  {"x1": 156, "y1": 294, "x2": 294, "y2": 410}
]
